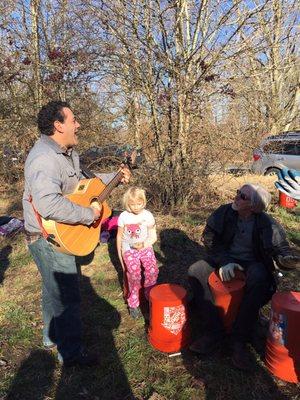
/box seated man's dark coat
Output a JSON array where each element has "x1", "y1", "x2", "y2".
[{"x1": 202, "y1": 203, "x2": 291, "y2": 271}]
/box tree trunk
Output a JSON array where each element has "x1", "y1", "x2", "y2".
[{"x1": 30, "y1": 0, "x2": 42, "y2": 111}]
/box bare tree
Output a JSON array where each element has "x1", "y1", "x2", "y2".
[
  {"x1": 0, "y1": 0, "x2": 298, "y2": 202},
  {"x1": 227, "y1": 0, "x2": 299, "y2": 136},
  {"x1": 78, "y1": 0, "x2": 272, "y2": 208}
]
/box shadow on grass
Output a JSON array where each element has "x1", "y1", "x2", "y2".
[
  {"x1": 55, "y1": 273, "x2": 134, "y2": 400},
  {"x1": 179, "y1": 271, "x2": 297, "y2": 399},
  {"x1": 106, "y1": 227, "x2": 206, "y2": 306},
  {"x1": 5, "y1": 350, "x2": 56, "y2": 400},
  {"x1": 5, "y1": 256, "x2": 134, "y2": 400},
  {"x1": 151, "y1": 229, "x2": 298, "y2": 399},
  {"x1": 181, "y1": 342, "x2": 295, "y2": 400},
  {"x1": 179, "y1": 300, "x2": 297, "y2": 399},
  {"x1": 156, "y1": 228, "x2": 205, "y2": 288},
  {"x1": 0, "y1": 244, "x2": 12, "y2": 285},
  {"x1": 107, "y1": 238, "x2": 125, "y2": 296}
]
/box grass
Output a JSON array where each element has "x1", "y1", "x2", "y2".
[
  {"x1": 0, "y1": 179, "x2": 299, "y2": 400},
  {"x1": 272, "y1": 207, "x2": 300, "y2": 246}
]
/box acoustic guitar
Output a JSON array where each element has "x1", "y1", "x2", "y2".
[{"x1": 41, "y1": 153, "x2": 135, "y2": 256}]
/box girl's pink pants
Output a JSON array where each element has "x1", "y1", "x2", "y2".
[{"x1": 123, "y1": 247, "x2": 158, "y2": 308}]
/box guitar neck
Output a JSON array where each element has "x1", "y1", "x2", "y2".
[{"x1": 97, "y1": 171, "x2": 123, "y2": 203}]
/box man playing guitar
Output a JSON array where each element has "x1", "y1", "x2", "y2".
[{"x1": 23, "y1": 100, "x2": 130, "y2": 367}]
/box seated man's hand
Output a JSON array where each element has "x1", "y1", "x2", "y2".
[
  {"x1": 219, "y1": 263, "x2": 244, "y2": 282},
  {"x1": 278, "y1": 255, "x2": 300, "y2": 270},
  {"x1": 275, "y1": 168, "x2": 300, "y2": 200}
]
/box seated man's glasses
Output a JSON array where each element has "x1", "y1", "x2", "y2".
[{"x1": 236, "y1": 189, "x2": 249, "y2": 201}]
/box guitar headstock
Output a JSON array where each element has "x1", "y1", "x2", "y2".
[{"x1": 123, "y1": 149, "x2": 138, "y2": 170}]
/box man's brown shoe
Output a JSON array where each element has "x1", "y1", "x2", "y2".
[
  {"x1": 231, "y1": 342, "x2": 253, "y2": 372},
  {"x1": 189, "y1": 334, "x2": 222, "y2": 355}
]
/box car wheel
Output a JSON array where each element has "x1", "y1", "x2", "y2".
[{"x1": 264, "y1": 167, "x2": 280, "y2": 176}]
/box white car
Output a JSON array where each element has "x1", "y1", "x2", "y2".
[{"x1": 251, "y1": 131, "x2": 300, "y2": 175}]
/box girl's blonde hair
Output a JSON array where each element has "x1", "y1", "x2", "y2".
[{"x1": 122, "y1": 187, "x2": 147, "y2": 212}]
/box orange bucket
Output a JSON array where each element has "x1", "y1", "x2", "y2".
[
  {"x1": 208, "y1": 271, "x2": 245, "y2": 332},
  {"x1": 265, "y1": 291, "x2": 300, "y2": 383},
  {"x1": 148, "y1": 283, "x2": 190, "y2": 353},
  {"x1": 279, "y1": 192, "x2": 297, "y2": 209}
]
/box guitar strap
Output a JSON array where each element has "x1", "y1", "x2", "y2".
[{"x1": 28, "y1": 195, "x2": 49, "y2": 239}]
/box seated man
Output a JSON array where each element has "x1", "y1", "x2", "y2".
[{"x1": 188, "y1": 184, "x2": 299, "y2": 371}]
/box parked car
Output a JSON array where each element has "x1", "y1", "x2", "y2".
[
  {"x1": 251, "y1": 131, "x2": 300, "y2": 175},
  {"x1": 80, "y1": 144, "x2": 143, "y2": 173}
]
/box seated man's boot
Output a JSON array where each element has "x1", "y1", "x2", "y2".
[{"x1": 231, "y1": 342, "x2": 253, "y2": 372}]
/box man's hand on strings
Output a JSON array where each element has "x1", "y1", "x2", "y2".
[{"x1": 120, "y1": 164, "x2": 131, "y2": 184}]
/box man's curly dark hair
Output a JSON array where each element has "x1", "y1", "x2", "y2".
[{"x1": 37, "y1": 100, "x2": 71, "y2": 136}]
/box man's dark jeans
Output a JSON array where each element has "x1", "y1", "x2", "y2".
[
  {"x1": 28, "y1": 238, "x2": 82, "y2": 361},
  {"x1": 188, "y1": 258, "x2": 276, "y2": 343}
]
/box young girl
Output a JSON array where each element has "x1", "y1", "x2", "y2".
[{"x1": 117, "y1": 187, "x2": 159, "y2": 319}]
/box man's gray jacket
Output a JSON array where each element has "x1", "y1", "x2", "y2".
[{"x1": 23, "y1": 135, "x2": 111, "y2": 234}]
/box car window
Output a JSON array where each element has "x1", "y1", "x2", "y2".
[
  {"x1": 263, "y1": 140, "x2": 300, "y2": 155},
  {"x1": 281, "y1": 141, "x2": 299, "y2": 155},
  {"x1": 263, "y1": 141, "x2": 283, "y2": 154}
]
